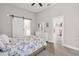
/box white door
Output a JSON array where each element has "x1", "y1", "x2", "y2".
[
  {"x1": 53, "y1": 16, "x2": 64, "y2": 45},
  {"x1": 12, "y1": 17, "x2": 24, "y2": 38}
]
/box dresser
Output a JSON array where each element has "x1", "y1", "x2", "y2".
[{"x1": 35, "y1": 31, "x2": 48, "y2": 41}]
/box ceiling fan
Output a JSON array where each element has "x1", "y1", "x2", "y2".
[{"x1": 31, "y1": 3, "x2": 43, "y2": 7}]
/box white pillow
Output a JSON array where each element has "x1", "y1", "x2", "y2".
[
  {"x1": 0, "y1": 34, "x2": 9, "y2": 44},
  {"x1": 0, "y1": 39, "x2": 5, "y2": 48}
]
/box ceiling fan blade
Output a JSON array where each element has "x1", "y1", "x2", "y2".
[
  {"x1": 39, "y1": 3, "x2": 43, "y2": 6},
  {"x1": 31, "y1": 3, "x2": 35, "y2": 6}
]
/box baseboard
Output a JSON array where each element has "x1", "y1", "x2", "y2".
[{"x1": 62, "y1": 44, "x2": 79, "y2": 51}]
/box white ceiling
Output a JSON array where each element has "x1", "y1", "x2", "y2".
[{"x1": 10, "y1": 3, "x2": 56, "y2": 13}]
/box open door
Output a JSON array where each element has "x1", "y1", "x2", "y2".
[{"x1": 53, "y1": 16, "x2": 64, "y2": 46}]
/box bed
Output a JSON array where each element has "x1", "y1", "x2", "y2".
[{"x1": 0, "y1": 35, "x2": 47, "y2": 56}]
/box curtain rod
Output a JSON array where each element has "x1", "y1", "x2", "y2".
[{"x1": 9, "y1": 14, "x2": 32, "y2": 20}]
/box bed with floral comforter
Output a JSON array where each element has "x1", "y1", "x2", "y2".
[{"x1": 0, "y1": 35, "x2": 46, "y2": 56}]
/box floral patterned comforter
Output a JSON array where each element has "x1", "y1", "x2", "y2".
[{"x1": 1, "y1": 38, "x2": 46, "y2": 56}]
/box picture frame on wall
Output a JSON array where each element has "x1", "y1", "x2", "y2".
[
  {"x1": 46, "y1": 23, "x2": 49, "y2": 28},
  {"x1": 38, "y1": 23, "x2": 42, "y2": 31},
  {"x1": 38, "y1": 24, "x2": 40, "y2": 28}
]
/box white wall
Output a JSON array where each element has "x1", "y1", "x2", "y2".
[
  {"x1": 36, "y1": 3, "x2": 79, "y2": 49},
  {"x1": 0, "y1": 3, "x2": 36, "y2": 37}
]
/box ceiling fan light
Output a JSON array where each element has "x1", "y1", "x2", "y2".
[
  {"x1": 39, "y1": 3, "x2": 43, "y2": 6},
  {"x1": 31, "y1": 3, "x2": 35, "y2": 6}
]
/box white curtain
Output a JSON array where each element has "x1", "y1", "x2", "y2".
[
  {"x1": 12, "y1": 17, "x2": 24, "y2": 38},
  {"x1": 24, "y1": 19, "x2": 31, "y2": 36},
  {"x1": 12, "y1": 17, "x2": 31, "y2": 38}
]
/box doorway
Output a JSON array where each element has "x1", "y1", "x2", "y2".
[{"x1": 53, "y1": 16, "x2": 64, "y2": 46}]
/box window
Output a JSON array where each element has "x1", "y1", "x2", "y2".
[{"x1": 24, "y1": 19, "x2": 31, "y2": 36}]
